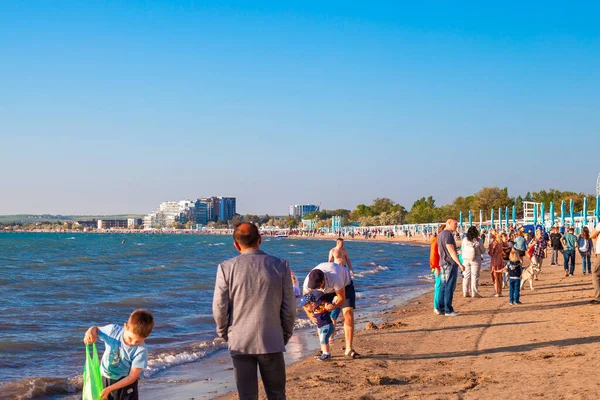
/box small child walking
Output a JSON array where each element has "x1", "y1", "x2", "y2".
[
  {"x1": 301, "y1": 293, "x2": 334, "y2": 361},
  {"x1": 507, "y1": 249, "x2": 523, "y2": 305},
  {"x1": 84, "y1": 309, "x2": 154, "y2": 400}
]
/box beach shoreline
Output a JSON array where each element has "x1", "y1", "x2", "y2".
[{"x1": 215, "y1": 255, "x2": 600, "y2": 400}]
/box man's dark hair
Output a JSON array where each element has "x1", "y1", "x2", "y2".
[
  {"x1": 337, "y1": 238, "x2": 344, "y2": 242},
  {"x1": 234, "y1": 222, "x2": 261, "y2": 247}
]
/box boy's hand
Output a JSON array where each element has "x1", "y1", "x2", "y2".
[
  {"x1": 100, "y1": 387, "x2": 112, "y2": 400},
  {"x1": 84, "y1": 326, "x2": 99, "y2": 344}
]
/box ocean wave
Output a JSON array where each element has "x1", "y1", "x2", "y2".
[
  {"x1": 353, "y1": 265, "x2": 390, "y2": 278},
  {"x1": 208, "y1": 243, "x2": 225, "y2": 246},
  {"x1": 65, "y1": 237, "x2": 76, "y2": 240},
  {"x1": 417, "y1": 274, "x2": 435, "y2": 283},
  {"x1": 0, "y1": 376, "x2": 81, "y2": 400},
  {"x1": 355, "y1": 291, "x2": 366, "y2": 299},
  {"x1": 141, "y1": 265, "x2": 166, "y2": 272},
  {"x1": 293, "y1": 318, "x2": 315, "y2": 329},
  {"x1": 289, "y1": 251, "x2": 304, "y2": 254},
  {"x1": 145, "y1": 340, "x2": 227, "y2": 377}
]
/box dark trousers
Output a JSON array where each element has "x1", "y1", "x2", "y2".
[
  {"x1": 564, "y1": 250, "x2": 575, "y2": 274},
  {"x1": 231, "y1": 352, "x2": 286, "y2": 400},
  {"x1": 101, "y1": 376, "x2": 138, "y2": 400}
]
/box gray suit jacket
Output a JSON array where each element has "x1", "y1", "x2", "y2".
[{"x1": 212, "y1": 249, "x2": 296, "y2": 355}]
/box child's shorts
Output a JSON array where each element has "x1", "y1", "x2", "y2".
[
  {"x1": 102, "y1": 376, "x2": 139, "y2": 400},
  {"x1": 318, "y1": 323, "x2": 334, "y2": 345}
]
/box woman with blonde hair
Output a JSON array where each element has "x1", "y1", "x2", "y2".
[{"x1": 488, "y1": 229, "x2": 506, "y2": 296}]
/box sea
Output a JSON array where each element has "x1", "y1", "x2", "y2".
[{"x1": 0, "y1": 232, "x2": 476, "y2": 399}]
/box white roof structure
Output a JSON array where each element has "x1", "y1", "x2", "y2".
[{"x1": 596, "y1": 172, "x2": 600, "y2": 196}]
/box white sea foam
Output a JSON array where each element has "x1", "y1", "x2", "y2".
[
  {"x1": 289, "y1": 251, "x2": 304, "y2": 254},
  {"x1": 66, "y1": 237, "x2": 76, "y2": 240},
  {"x1": 354, "y1": 265, "x2": 390, "y2": 278},
  {"x1": 417, "y1": 274, "x2": 435, "y2": 283},
  {"x1": 294, "y1": 318, "x2": 315, "y2": 329},
  {"x1": 145, "y1": 340, "x2": 228, "y2": 377},
  {"x1": 208, "y1": 243, "x2": 225, "y2": 246}
]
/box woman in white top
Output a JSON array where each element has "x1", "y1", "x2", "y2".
[{"x1": 461, "y1": 226, "x2": 484, "y2": 298}]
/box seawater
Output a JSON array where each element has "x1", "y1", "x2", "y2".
[{"x1": 0, "y1": 233, "x2": 435, "y2": 399}]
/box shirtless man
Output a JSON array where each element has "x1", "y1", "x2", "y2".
[{"x1": 328, "y1": 238, "x2": 354, "y2": 277}]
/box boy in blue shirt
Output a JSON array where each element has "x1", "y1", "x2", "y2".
[{"x1": 84, "y1": 309, "x2": 154, "y2": 400}]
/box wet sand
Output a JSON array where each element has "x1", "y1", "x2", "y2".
[{"x1": 218, "y1": 257, "x2": 600, "y2": 400}]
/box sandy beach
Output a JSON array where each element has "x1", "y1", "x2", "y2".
[{"x1": 218, "y1": 257, "x2": 600, "y2": 400}]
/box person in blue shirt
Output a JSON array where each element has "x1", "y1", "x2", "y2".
[{"x1": 84, "y1": 309, "x2": 154, "y2": 400}]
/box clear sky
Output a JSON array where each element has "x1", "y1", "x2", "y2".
[{"x1": 1, "y1": 1, "x2": 599, "y2": 215}]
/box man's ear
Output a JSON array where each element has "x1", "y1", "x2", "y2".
[{"x1": 234, "y1": 241, "x2": 242, "y2": 252}]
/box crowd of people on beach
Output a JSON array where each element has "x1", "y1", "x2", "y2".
[
  {"x1": 430, "y1": 217, "x2": 600, "y2": 315},
  {"x1": 80, "y1": 217, "x2": 600, "y2": 400}
]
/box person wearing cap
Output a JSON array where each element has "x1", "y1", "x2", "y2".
[
  {"x1": 213, "y1": 222, "x2": 296, "y2": 400},
  {"x1": 303, "y1": 262, "x2": 359, "y2": 359}
]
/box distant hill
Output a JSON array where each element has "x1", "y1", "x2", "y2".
[{"x1": 0, "y1": 214, "x2": 145, "y2": 224}]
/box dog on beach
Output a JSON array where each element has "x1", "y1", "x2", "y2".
[{"x1": 520, "y1": 261, "x2": 541, "y2": 290}]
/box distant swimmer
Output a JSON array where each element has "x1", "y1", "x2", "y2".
[
  {"x1": 328, "y1": 238, "x2": 353, "y2": 278},
  {"x1": 122, "y1": 239, "x2": 126, "y2": 244}
]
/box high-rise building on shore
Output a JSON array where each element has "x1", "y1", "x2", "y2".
[
  {"x1": 144, "y1": 196, "x2": 236, "y2": 228},
  {"x1": 289, "y1": 204, "x2": 320, "y2": 218},
  {"x1": 219, "y1": 197, "x2": 236, "y2": 222}
]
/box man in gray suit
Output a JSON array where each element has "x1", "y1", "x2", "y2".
[{"x1": 213, "y1": 222, "x2": 296, "y2": 400}]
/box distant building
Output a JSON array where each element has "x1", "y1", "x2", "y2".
[
  {"x1": 127, "y1": 218, "x2": 143, "y2": 229},
  {"x1": 199, "y1": 197, "x2": 220, "y2": 222},
  {"x1": 218, "y1": 197, "x2": 237, "y2": 221},
  {"x1": 76, "y1": 220, "x2": 97, "y2": 229},
  {"x1": 143, "y1": 196, "x2": 235, "y2": 228},
  {"x1": 194, "y1": 201, "x2": 208, "y2": 225},
  {"x1": 98, "y1": 219, "x2": 128, "y2": 229},
  {"x1": 289, "y1": 204, "x2": 320, "y2": 218}
]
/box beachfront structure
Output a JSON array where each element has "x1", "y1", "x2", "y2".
[
  {"x1": 144, "y1": 196, "x2": 234, "y2": 228},
  {"x1": 127, "y1": 218, "x2": 143, "y2": 229},
  {"x1": 219, "y1": 197, "x2": 237, "y2": 222},
  {"x1": 200, "y1": 197, "x2": 219, "y2": 222},
  {"x1": 97, "y1": 219, "x2": 128, "y2": 229},
  {"x1": 289, "y1": 204, "x2": 320, "y2": 218}
]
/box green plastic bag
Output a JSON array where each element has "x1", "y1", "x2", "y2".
[{"x1": 82, "y1": 343, "x2": 104, "y2": 400}]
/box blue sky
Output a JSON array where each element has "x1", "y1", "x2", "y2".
[{"x1": 1, "y1": 1, "x2": 599, "y2": 215}]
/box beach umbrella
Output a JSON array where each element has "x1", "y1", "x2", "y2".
[
  {"x1": 583, "y1": 197, "x2": 588, "y2": 228},
  {"x1": 561, "y1": 200, "x2": 565, "y2": 227},
  {"x1": 596, "y1": 196, "x2": 600, "y2": 223},
  {"x1": 505, "y1": 206, "x2": 509, "y2": 228},
  {"x1": 491, "y1": 209, "x2": 495, "y2": 229},
  {"x1": 459, "y1": 211, "x2": 463, "y2": 230},
  {"x1": 550, "y1": 202, "x2": 555, "y2": 227},
  {"x1": 499, "y1": 208, "x2": 503, "y2": 231},
  {"x1": 540, "y1": 203, "x2": 545, "y2": 228},
  {"x1": 533, "y1": 204, "x2": 538, "y2": 227},
  {"x1": 468, "y1": 210, "x2": 473, "y2": 227},
  {"x1": 480, "y1": 210, "x2": 483, "y2": 228},
  {"x1": 512, "y1": 205, "x2": 516, "y2": 226},
  {"x1": 570, "y1": 199, "x2": 574, "y2": 227}
]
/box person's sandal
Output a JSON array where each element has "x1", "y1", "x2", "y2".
[
  {"x1": 345, "y1": 349, "x2": 361, "y2": 359},
  {"x1": 317, "y1": 353, "x2": 331, "y2": 361}
]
